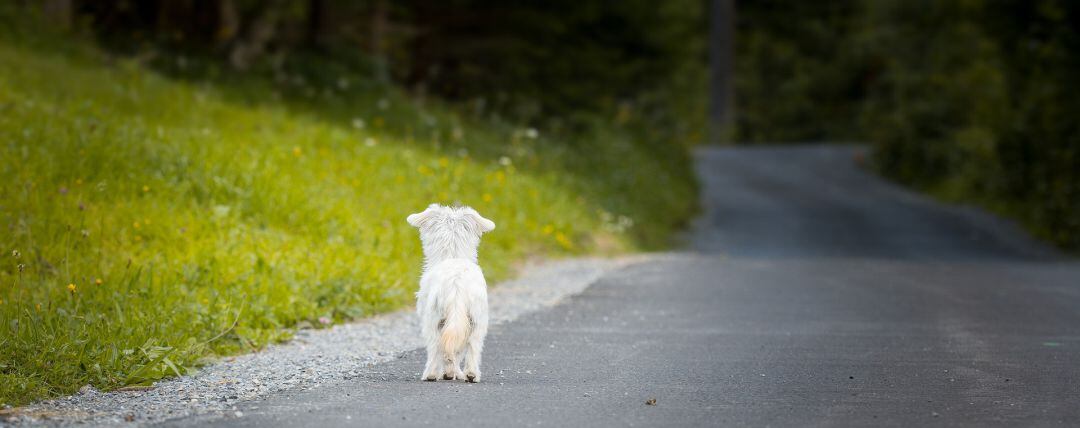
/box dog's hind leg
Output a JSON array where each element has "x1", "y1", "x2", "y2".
[
  {"x1": 421, "y1": 315, "x2": 442, "y2": 381},
  {"x1": 463, "y1": 314, "x2": 487, "y2": 383},
  {"x1": 462, "y1": 336, "x2": 483, "y2": 382},
  {"x1": 422, "y1": 342, "x2": 442, "y2": 381}
]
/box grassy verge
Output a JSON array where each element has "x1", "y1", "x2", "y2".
[{"x1": 0, "y1": 28, "x2": 697, "y2": 404}]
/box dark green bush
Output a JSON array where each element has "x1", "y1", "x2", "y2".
[{"x1": 736, "y1": 0, "x2": 1080, "y2": 251}]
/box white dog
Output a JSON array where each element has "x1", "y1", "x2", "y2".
[{"x1": 407, "y1": 204, "x2": 495, "y2": 382}]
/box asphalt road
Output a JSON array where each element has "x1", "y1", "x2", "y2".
[{"x1": 172, "y1": 145, "x2": 1080, "y2": 427}]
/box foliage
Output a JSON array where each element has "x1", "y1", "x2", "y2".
[
  {"x1": 399, "y1": 0, "x2": 707, "y2": 132},
  {"x1": 47, "y1": 0, "x2": 707, "y2": 148},
  {"x1": 0, "y1": 13, "x2": 697, "y2": 405},
  {"x1": 735, "y1": 0, "x2": 866, "y2": 142},
  {"x1": 735, "y1": 0, "x2": 1080, "y2": 251}
]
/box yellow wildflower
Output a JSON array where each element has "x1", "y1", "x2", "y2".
[
  {"x1": 556, "y1": 237, "x2": 572, "y2": 248},
  {"x1": 542, "y1": 224, "x2": 554, "y2": 235},
  {"x1": 133, "y1": 221, "x2": 141, "y2": 229},
  {"x1": 482, "y1": 193, "x2": 493, "y2": 202},
  {"x1": 67, "y1": 283, "x2": 76, "y2": 293},
  {"x1": 142, "y1": 185, "x2": 150, "y2": 192},
  {"x1": 292, "y1": 146, "x2": 302, "y2": 156},
  {"x1": 555, "y1": 232, "x2": 573, "y2": 249},
  {"x1": 95, "y1": 278, "x2": 103, "y2": 285}
]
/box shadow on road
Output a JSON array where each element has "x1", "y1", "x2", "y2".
[{"x1": 691, "y1": 145, "x2": 1062, "y2": 262}]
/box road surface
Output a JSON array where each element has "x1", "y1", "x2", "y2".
[{"x1": 171, "y1": 145, "x2": 1080, "y2": 427}]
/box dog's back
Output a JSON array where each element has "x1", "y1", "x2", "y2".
[{"x1": 419, "y1": 258, "x2": 489, "y2": 360}]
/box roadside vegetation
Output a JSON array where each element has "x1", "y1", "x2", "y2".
[
  {"x1": 0, "y1": 3, "x2": 701, "y2": 405},
  {"x1": 736, "y1": 0, "x2": 1079, "y2": 251}
]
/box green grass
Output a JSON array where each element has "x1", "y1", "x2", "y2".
[{"x1": 0, "y1": 26, "x2": 697, "y2": 404}]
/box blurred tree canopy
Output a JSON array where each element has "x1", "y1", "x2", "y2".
[
  {"x1": 736, "y1": 0, "x2": 1079, "y2": 251},
  {"x1": 29, "y1": 0, "x2": 706, "y2": 141}
]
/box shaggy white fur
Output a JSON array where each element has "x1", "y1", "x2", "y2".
[{"x1": 407, "y1": 204, "x2": 495, "y2": 382}]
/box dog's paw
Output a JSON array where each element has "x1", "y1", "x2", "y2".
[
  {"x1": 465, "y1": 372, "x2": 480, "y2": 383},
  {"x1": 422, "y1": 372, "x2": 439, "y2": 381},
  {"x1": 444, "y1": 368, "x2": 465, "y2": 381}
]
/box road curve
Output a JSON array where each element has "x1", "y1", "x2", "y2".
[{"x1": 168, "y1": 145, "x2": 1080, "y2": 427}]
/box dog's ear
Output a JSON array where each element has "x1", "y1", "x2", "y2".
[
  {"x1": 407, "y1": 204, "x2": 442, "y2": 228},
  {"x1": 464, "y1": 209, "x2": 495, "y2": 234}
]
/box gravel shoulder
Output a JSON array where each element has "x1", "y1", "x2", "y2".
[{"x1": 5, "y1": 256, "x2": 646, "y2": 426}]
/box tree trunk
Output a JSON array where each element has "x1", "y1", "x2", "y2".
[
  {"x1": 371, "y1": 0, "x2": 390, "y2": 82},
  {"x1": 229, "y1": 0, "x2": 286, "y2": 70},
  {"x1": 41, "y1": 0, "x2": 72, "y2": 30},
  {"x1": 709, "y1": 0, "x2": 736, "y2": 144},
  {"x1": 306, "y1": 0, "x2": 327, "y2": 48},
  {"x1": 217, "y1": 0, "x2": 240, "y2": 48}
]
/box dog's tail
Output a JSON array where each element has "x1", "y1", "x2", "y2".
[{"x1": 439, "y1": 287, "x2": 471, "y2": 359}]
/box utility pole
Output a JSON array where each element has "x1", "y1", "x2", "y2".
[{"x1": 709, "y1": 0, "x2": 736, "y2": 144}]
